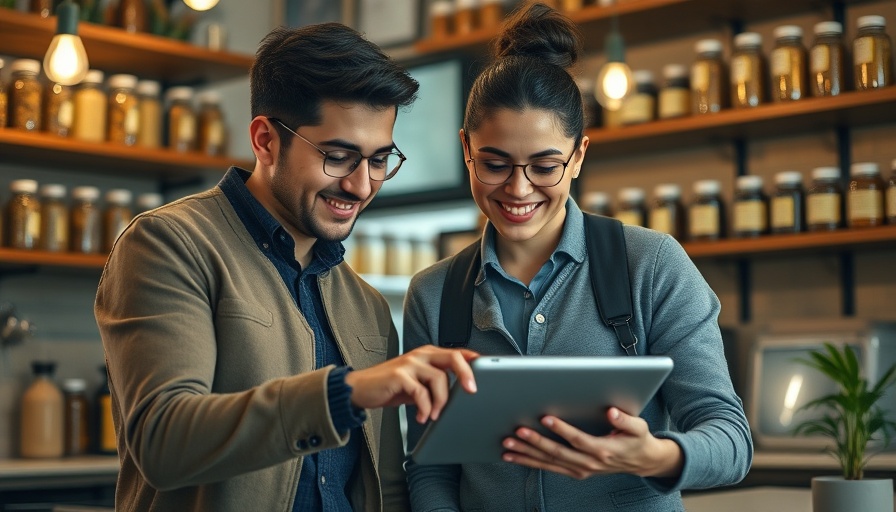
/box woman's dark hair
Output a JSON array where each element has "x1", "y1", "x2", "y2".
[
  {"x1": 250, "y1": 24, "x2": 419, "y2": 146},
  {"x1": 464, "y1": 2, "x2": 583, "y2": 140}
]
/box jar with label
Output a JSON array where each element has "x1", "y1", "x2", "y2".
[
  {"x1": 20, "y1": 361, "x2": 64, "y2": 459},
  {"x1": 810, "y1": 21, "x2": 845, "y2": 97},
  {"x1": 649, "y1": 184, "x2": 685, "y2": 240},
  {"x1": 103, "y1": 189, "x2": 133, "y2": 252},
  {"x1": 7, "y1": 179, "x2": 42, "y2": 250},
  {"x1": 136, "y1": 192, "x2": 164, "y2": 214},
  {"x1": 689, "y1": 179, "x2": 725, "y2": 241},
  {"x1": 166, "y1": 86, "x2": 196, "y2": 152},
  {"x1": 430, "y1": 1, "x2": 454, "y2": 40},
  {"x1": 43, "y1": 83, "x2": 73, "y2": 137},
  {"x1": 197, "y1": 91, "x2": 227, "y2": 156},
  {"x1": 39, "y1": 184, "x2": 69, "y2": 253},
  {"x1": 72, "y1": 70, "x2": 107, "y2": 143},
  {"x1": 412, "y1": 233, "x2": 439, "y2": 274},
  {"x1": 136, "y1": 80, "x2": 162, "y2": 148},
  {"x1": 0, "y1": 59, "x2": 7, "y2": 128},
  {"x1": 355, "y1": 226, "x2": 386, "y2": 275},
  {"x1": 454, "y1": 0, "x2": 478, "y2": 36},
  {"x1": 106, "y1": 74, "x2": 140, "y2": 146},
  {"x1": 620, "y1": 70, "x2": 656, "y2": 125},
  {"x1": 576, "y1": 77, "x2": 600, "y2": 128},
  {"x1": 658, "y1": 64, "x2": 690, "y2": 120},
  {"x1": 848, "y1": 162, "x2": 885, "y2": 228},
  {"x1": 95, "y1": 365, "x2": 116, "y2": 455},
  {"x1": 733, "y1": 175, "x2": 768, "y2": 237},
  {"x1": 613, "y1": 187, "x2": 646, "y2": 227},
  {"x1": 806, "y1": 166, "x2": 843, "y2": 231},
  {"x1": 70, "y1": 186, "x2": 102, "y2": 253},
  {"x1": 771, "y1": 25, "x2": 808, "y2": 102},
  {"x1": 582, "y1": 190, "x2": 611, "y2": 217},
  {"x1": 480, "y1": 0, "x2": 503, "y2": 29},
  {"x1": 384, "y1": 232, "x2": 413, "y2": 276},
  {"x1": 8, "y1": 59, "x2": 43, "y2": 132},
  {"x1": 888, "y1": 158, "x2": 896, "y2": 224},
  {"x1": 730, "y1": 32, "x2": 765, "y2": 108},
  {"x1": 691, "y1": 39, "x2": 727, "y2": 115},
  {"x1": 62, "y1": 378, "x2": 90, "y2": 457},
  {"x1": 853, "y1": 15, "x2": 892, "y2": 90},
  {"x1": 770, "y1": 171, "x2": 804, "y2": 234}
]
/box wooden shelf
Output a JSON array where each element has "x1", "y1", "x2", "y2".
[
  {"x1": 0, "y1": 8, "x2": 253, "y2": 83},
  {"x1": 0, "y1": 248, "x2": 108, "y2": 270}
]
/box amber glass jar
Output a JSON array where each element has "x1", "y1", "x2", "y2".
[
  {"x1": 103, "y1": 189, "x2": 133, "y2": 252},
  {"x1": 887, "y1": 158, "x2": 896, "y2": 224},
  {"x1": 806, "y1": 166, "x2": 843, "y2": 232},
  {"x1": 480, "y1": 0, "x2": 503, "y2": 29},
  {"x1": 853, "y1": 15, "x2": 892, "y2": 90},
  {"x1": 0, "y1": 58, "x2": 7, "y2": 128},
  {"x1": 691, "y1": 39, "x2": 727, "y2": 115},
  {"x1": 649, "y1": 184, "x2": 685, "y2": 240},
  {"x1": 136, "y1": 80, "x2": 162, "y2": 148},
  {"x1": 39, "y1": 184, "x2": 69, "y2": 253},
  {"x1": 731, "y1": 32, "x2": 765, "y2": 108},
  {"x1": 70, "y1": 186, "x2": 102, "y2": 254},
  {"x1": 614, "y1": 188, "x2": 646, "y2": 227},
  {"x1": 197, "y1": 91, "x2": 227, "y2": 156},
  {"x1": 7, "y1": 179, "x2": 41, "y2": 250},
  {"x1": 810, "y1": 21, "x2": 845, "y2": 97},
  {"x1": 620, "y1": 70, "x2": 656, "y2": 125},
  {"x1": 430, "y1": 1, "x2": 454, "y2": 40},
  {"x1": 771, "y1": 25, "x2": 808, "y2": 102},
  {"x1": 117, "y1": 0, "x2": 147, "y2": 33},
  {"x1": 658, "y1": 64, "x2": 690, "y2": 120},
  {"x1": 848, "y1": 162, "x2": 885, "y2": 228},
  {"x1": 689, "y1": 179, "x2": 725, "y2": 241},
  {"x1": 72, "y1": 70, "x2": 107, "y2": 143},
  {"x1": 166, "y1": 86, "x2": 196, "y2": 152},
  {"x1": 454, "y1": 0, "x2": 478, "y2": 35},
  {"x1": 770, "y1": 171, "x2": 805, "y2": 234},
  {"x1": 43, "y1": 83, "x2": 73, "y2": 137},
  {"x1": 8, "y1": 59, "x2": 43, "y2": 132},
  {"x1": 62, "y1": 378, "x2": 90, "y2": 457},
  {"x1": 107, "y1": 74, "x2": 139, "y2": 146},
  {"x1": 733, "y1": 175, "x2": 768, "y2": 237}
]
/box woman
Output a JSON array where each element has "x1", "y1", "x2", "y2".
[{"x1": 403, "y1": 3, "x2": 752, "y2": 511}]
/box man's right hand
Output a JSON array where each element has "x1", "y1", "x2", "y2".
[{"x1": 345, "y1": 346, "x2": 478, "y2": 423}]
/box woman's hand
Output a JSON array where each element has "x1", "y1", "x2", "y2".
[{"x1": 501, "y1": 407, "x2": 683, "y2": 480}]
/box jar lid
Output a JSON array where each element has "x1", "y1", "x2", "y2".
[
  {"x1": 136, "y1": 80, "x2": 161, "y2": 97},
  {"x1": 618, "y1": 187, "x2": 645, "y2": 203},
  {"x1": 734, "y1": 32, "x2": 762, "y2": 49},
  {"x1": 662, "y1": 64, "x2": 688, "y2": 79},
  {"x1": 583, "y1": 190, "x2": 609, "y2": 207},
  {"x1": 736, "y1": 175, "x2": 764, "y2": 190},
  {"x1": 72, "y1": 186, "x2": 101, "y2": 201},
  {"x1": 105, "y1": 188, "x2": 133, "y2": 205},
  {"x1": 775, "y1": 171, "x2": 803, "y2": 185},
  {"x1": 850, "y1": 161, "x2": 879, "y2": 176},
  {"x1": 813, "y1": 21, "x2": 843, "y2": 35},
  {"x1": 632, "y1": 70, "x2": 655, "y2": 85},
  {"x1": 62, "y1": 378, "x2": 87, "y2": 393},
  {"x1": 857, "y1": 15, "x2": 886, "y2": 29},
  {"x1": 695, "y1": 39, "x2": 723, "y2": 55},
  {"x1": 9, "y1": 179, "x2": 39, "y2": 194},
  {"x1": 166, "y1": 86, "x2": 194, "y2": 103},
  {"x1": 774, "y1": 25, "x2": 803, "y2": 40},
  {"x1": 197, "y1": 90, "x2": 221, "y2": 105},
  {"x1": 39, "y1": 183, "x2": 67, "y2": 199},
  {"x1": 430, "y1": 0, "x2": 455, "y2": 15},
  {"x1": 653, "y1": 184, "x2": 681, "y2": 199},
  {"x1": 694, "y1": 179, "x2": 721, "y2": 195},
  {"x1": 82, "y1": 69, "x2": 105, "y2": 85},
  {"x1": 811, "y1": 166, "x2": 840, "y2": 180},
  {"x1": 9, "y1": 58, "x2": 41, "y2": 75},
  {"x1": 107, "y1": 74, "x2": 138, "y2": 90},
  {"x1": 136, "y1": 192, "x2": 164, "y2": 210}
]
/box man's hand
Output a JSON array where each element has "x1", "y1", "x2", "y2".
[{"x1": 345, "y1": 346, "x2": 478, "y2": 423}]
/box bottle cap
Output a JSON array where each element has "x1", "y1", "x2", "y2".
[
  {"x1": 662, "y1": 64, "x2": 688, "y2": 80},
  {"x1": 774, "y1": 25, "x2": 803, "y2": 40},
  {"x1": 583, "y1": 191, "x2": 609, "y2": 210},
  {"x1": 775, "y1": 171, "x2": 803, "y2": 185},
  {"x1": 10, "y1": 179, "x2": 39, "y2": 194},
  {"x1": 105, "y1": 189, "x2": 133, "y2": 206},
  {"x1": 695, "y1": 39, "x2": 723, "y2": 55},
  {"x1": 431, "y1": 0, "x2": 455, "y2": 15},
  {"x1": 734, "y1": 32, "x2": 762, "y2": 49},
  {"x1": 82, "y1": 69, "x2": 105, "y2": 85},
  {"x1": 694, "y1": 179, "x2": 721, "y2": 195},
  {"x1": 632, "y1": 70, "x2": 655, "y2": 85},
  {"x1": 107, "y1": 74, "x2": 138, "y2": 90},
  {"x1": 857, "y1": 15, "x2": 886, "y2": 29},
  {"x1": 736, "y1": 175, "x2": 764, "y2": 191},
  {"x1": 9, "y1": 58, "x2": 41, "y2": 75},
  {"x1": 653, "y1": 184, "x2": 681, "y2": 199},
  {"x1": 39, "y1": 183, "x2": 67, "y2": 199},
  {"x1": 166, "y1": 86, "x2": 194, "y2": 103},
  {"x1": 811, "y1": 166, "x2": 840, "y2": 180},
  {"x1": 618, "y1": 187, "x2": 645, "y2": 203},
  {"x1": 813, "y1": 21, "x2": 843, "y2": 36},
  {"x1": 72, "y1": 186, "x2": 101, "y2": 201},
  {"x1": 136, "y1": 80, "x2": 161, "y2": 97},
  {"x1": 850, "y1": 162, "x2": 879, "y2": 177},
  {"x1": 197, "y1": 90, "x2": 221, "y2": 105},
  {"x1": 62, "y1": 378, "x2": 87, "y2": 393}
]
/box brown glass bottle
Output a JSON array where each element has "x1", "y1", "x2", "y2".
[
  {"x1": 43, "y1": 83, "x2": 73, "y2": 137},
  {"x1": 771, "y1": 25, "x2": 808, "y2": 102},
  {"x1": 770, "y1": 171, "x2": 805, "y2": 234},
  {"x1": 649, "y1": 184, "x2": 685, "y2": 240},
  {"x1": 429, "y1": 1, "x2": 454, "y2": 40},
  {"x1": 0, "y1": 58, "x2": 7, "y2": 128},
  {"x1": 848, "y1": 162, "x2": 885, "y2": 228},
  {"x1": 806, "y1": 166, "x2": 843, "y2": 232},
  {"x1": 691, "y1": 39, "x2": 727, "y2": 115},
  {"x1": 731, "y1": 32, "x2": 766, "y2": 108},
  {"x1": 614, "y1": 188, "x2": 646, "y2": 227},
  {"x1": 733, "y1": 175, "x2": 768, "y2": 237},
  {"x1": 689, "y1": 179, "x2": 725, "y2": 241},
  {"x1": 95, "y1": 365, "x2": 116, "y2": 455},
  {"x1": 62, "y1": 378, "x2": 90, "y2": 457},
  {"x1": 854, "y1": 15, "x2": 892, "y2": 90},
  {"x1": 810, "y1": 21, "x2": 845, "y2": 97}
]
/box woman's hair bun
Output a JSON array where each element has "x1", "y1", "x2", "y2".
[{"x1": 491, "y1": 2, "x2": 582, "y2": 70}]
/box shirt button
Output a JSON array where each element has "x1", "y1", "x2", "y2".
[
  {"x1": 535, "y1": 314, "x2": 545, "y2": 324},
  {"x1": 262, "y1": 243, "x2": 270, "y2": 250},
  {"x1": 320, "y1": 475, "x2": 326, "y2": 485},
  {"x1": 280, "y1": 233, "x2": 287, "y2": 241},
  {"x1": 524, "y1": 291, "x2": 532, "y2": 299}
]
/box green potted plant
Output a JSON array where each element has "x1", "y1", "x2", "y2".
[{"x1": 792, "y1": 342, "x2": 896, "y2": 512}]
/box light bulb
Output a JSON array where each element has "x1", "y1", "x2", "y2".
[
  {"x1": 42, "y1": 0, "x2": 89, "y2": 86},
  {"x1": 594, "y1": 61, "x2": 634, "y2": 111},
  {"x1": 183, "y1": 0, "x2": 219, "y2": 11}
]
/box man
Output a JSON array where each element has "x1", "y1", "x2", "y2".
[{"x1": 94, "y1": 24, "x2": 477, "y2": 512}]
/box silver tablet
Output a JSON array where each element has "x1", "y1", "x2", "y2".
[{"x1": 410, "y1": 355, "x2": 674, "y2": 465}]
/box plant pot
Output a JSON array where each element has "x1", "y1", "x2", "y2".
[{"x1": 811, "y1": 476, "x2": 894, "y2": 512}]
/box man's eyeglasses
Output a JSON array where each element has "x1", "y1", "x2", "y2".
[
  {"x1": 467, "y1": 146, "x2": 576, "y2": 188},
  {"x1": 269, "y1": 117, "x2": 405, "y2": 181}
]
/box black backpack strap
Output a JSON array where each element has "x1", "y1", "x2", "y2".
[
  {"x1": 584, "y1": 214, "x2": 638, "y2": 356},
  {"x1": 438, "y1": 240, "x2": 481, "y2": 348}
]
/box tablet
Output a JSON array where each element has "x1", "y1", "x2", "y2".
[{"x1": 410, "y1": 355, "x2": 674, "y2": 465}]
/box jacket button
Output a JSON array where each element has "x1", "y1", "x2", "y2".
[
  {"x1": 296, "y1": 439, "x2": 309, "y2": 450},
  {"x1": 535, "y1": 313, "x2": 546, "y2": 324},
  {"x1": 309, "y1": 435, "x2": 321, "y2": 447}
]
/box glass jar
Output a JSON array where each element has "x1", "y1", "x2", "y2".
[
  {"x1": 613, "y1": 187, "x2": 646, "y2": 227},
  {"x1": 72, "y1": 70, "x2": 107, "y2": 143},
  {"x1": 649, "y1": 184, "x2": 685, "y2": 240},
  {"x1": 20, "y1": 361, "x2": 64, "y2": 459},
  {"x1": 70, "y1": 186, "x2": 102, "y2": 254},
  {"x1": 43, "y1": 83, "x2": 73, "y2": 137},
  {"x1": 480, "y1": 0, "x2": 503, "y2": 29},
  {"x1": 806, "y1": 166, "x2": 843, "y2": 232},
  {"x1": 107, "y1": 74, "x2": 140, "y2": 146},
  {"x1": 411, "y1": 233, "x2": 438, "y2": 274},
  {"x1": 691, "y1": 39, "x2": 727, "y2": 115},
  {"x1": 887, "y1": 158, "x2": 896, "y2": 225},
  {"x1": 429, "y1": 1, "x2": 454, "y2": 40},
  {"x1": 733, "y1": 175, "x2": 768, "y2": 237},
  {"x1": 62, "y1": 378, "x2": 90, "y2": 457},
  {"x1": 8, "y1": 59, "x2": 43, "y2": 132},
  {"x1": 810, "y1": 21, "x2": 845, "y2": 97},
  {"x1": 197, "y1": 90, "x2": 227, "y2": 157},
  {"x1": 0, "y1": 58, "x2": 7, "y2": 128},
  {"x1": 384, "y1": 233, "x2": 413, "y2": 276},
  {"x1": 136, "y1": 80, "x2": 162, "y2": 148},
  {"x1": 136, "y1": 192, "x2": 164, "y2": 214},
  {"x1": 355, "y1": 226, "x2": 386, "y2": 275},
  {"x1": 731, "y1": 32, "x2": 765, "y2": 108},
  {"x1": 39, "y1": 184, "x2": 69, "y2": 253},
  {"x1": 582, "y1": 190, "x2": 611, "y2": 217},
  {"x1": 689, "y1": 179, "x2": 725, "y2": 241},
  {"x1": 166, "y1": 86, "x2": 196, "y2": 152},
  {"x1": 7, "y1": 179, "x2": 42, "y2": 250},
  {"x1": 771, "y1": 25, "x2": 808, "y2": 102},
  {"x1": 770, "y1": 171, "x2": 804, "y2": 234},
  {"x1": 658, "y1": 64, "x2": 690, "y2": 120},
  {"x1": 620, "y1": 70, "x2": 656, "y2": 125},
  {"x1": 853, "y1": 15, "x2": 892, "y2": 90},
  {"x1": 454, "y1": 0, "x2": 478, "y2": 36},
  {"x1": 117, "y1": 0, "x2": 147, "y2": 33},
  {"x1": 847, "y1": 161, "x2": 885, "y2": 228},
  {"x1": 103, "y1": 189, "x2": 133, "y2": 253}
]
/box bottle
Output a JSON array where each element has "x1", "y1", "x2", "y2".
[
  {"x1": 43, "y1": 83, "x2": 74, "y2": 137},
  {"x1": 117, "y1": 0, "x2": 147, "y2": 33},
  {"x1": 429, "y1": 1, "x2": 454, "y2": 40},
  {"x1": 771, "y1": 25, "x2": 808, "y2": 102},
  {"x1": 72, "y1": 70, "x2": 107, "y2": 143},
  {"x1": 70, "y1": 186, "x2": 102, "y2": 253},
  {"x1": 691, "y1": 39, "x2": 727, "y2": 115},
  {"x1": 810, "y1": 21, "x2": 845, "y2": 97},
  {"x1": 95, "y1": 365, "x2": 116, "y2": 455},
  {"x1": 8, "y1": 59, "x2": 43, "y2": 132},
  {"x1": 454, "y1": 0, "x2": 478, "y2": 36},
  {"x1": 197, "y1": 90, "x2": 227, "y2": 156},
  {"x1": 20, "y1": 361, "x2": 64, "y2": 459},
  {"x1": 107, "y1": 74, "x2": 140, "y2": 146},
  {"x1": 888, "y1": 158, "x2": 896, "y2": 224},
  {"x1": 733, "y1": 175, "x2": 768, "y2": 238},
  {"x1": 847, "y1": 162, "x2": 885, "y2": 228},
  {"x1": 7, "y1": 179, "x2": 42, "y2": 250},
  {"x1": 582, "y1": 191, "x2": 611, "y2": 217},
  {"x1": 853, "y1": 15, "x2": 892, "y2": 91},
  {"x1": 355, "y1": 225, "x2": 386, "y2": 275},
  {"x1": 103, "y1": 189, "x2": 133, "y2": 252},
  {"x1": 649, "y1": 184, "x2": 685, "y2": 240},
  {"x1": 620, "y1": 70, "x2": 657, "y2": 125},
  {"x1": 135, "y1": 192, "x2": 164, "y2": 214},
  {"x1": 730, "y1": 32, "x2": 765, "y2": 108},
  {"x1": 39, "y1": 184, "x2": 70, "y2": 252},
  {"x1": 62, "y1": 378, "x2": 90, "y2": 457},
  {"x1": 0, "y1": 58, "x2": 7, "y2": 128},
  {"x1": 658, "y1": 64, "x2": 690, "y2": 120},
  {"x1": 166, "y1": 86, "x2": 197, "y2": 153},
  {"x1": 136, "y1": 80, "x2": 162, "y2": 148},
  {"x1": 613, "y1": 187, "x2": 646, "y2": 227},
  {"x1": 689, "y1": 179, "x2": 725, "y2": 241},
  {"x1": 384, "y1": 232, "x2": 413, "y2": 276},
  {"x1": 770, "y1": 171, "x2": 805, "y2": 234},
  {"x1": 806, "y1": 166, "x2": 843, "y2": 232},
  {"x1": 480, "y1": 0, "x2": 503, "y2": 29}
]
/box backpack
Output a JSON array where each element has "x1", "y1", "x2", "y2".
[{"x1": 437, "y1": 213, "x2": 639, "y2": 356}]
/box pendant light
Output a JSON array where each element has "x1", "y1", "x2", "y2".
[
  {"x1": 593, "y1": 13, "x2": 634, "y2": 112},
  {"x1": 43, "y1": 0, "x2": 90, "y2": 86},
  {"x1": 182, "y1": 0, "x2": 219, "y2": 11}
]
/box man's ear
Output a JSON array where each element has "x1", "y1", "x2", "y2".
[{"x1": 249, "y1": 116, "x2": 278, "y2": 166}]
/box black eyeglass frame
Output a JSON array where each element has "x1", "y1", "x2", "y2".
[{"x1": 463, "y1": 133, "x2": 581, "y2": 188}]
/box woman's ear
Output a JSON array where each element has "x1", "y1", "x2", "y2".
[
  {"x1": 249, "y1": 116, "x2": 278, "y2": 166},
  {"x1": 573, "y1": 135, "x2": 590, "y2": 179},
  {"x1": 459, "y1": 128, "x2": 470, "y2": 160}
]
